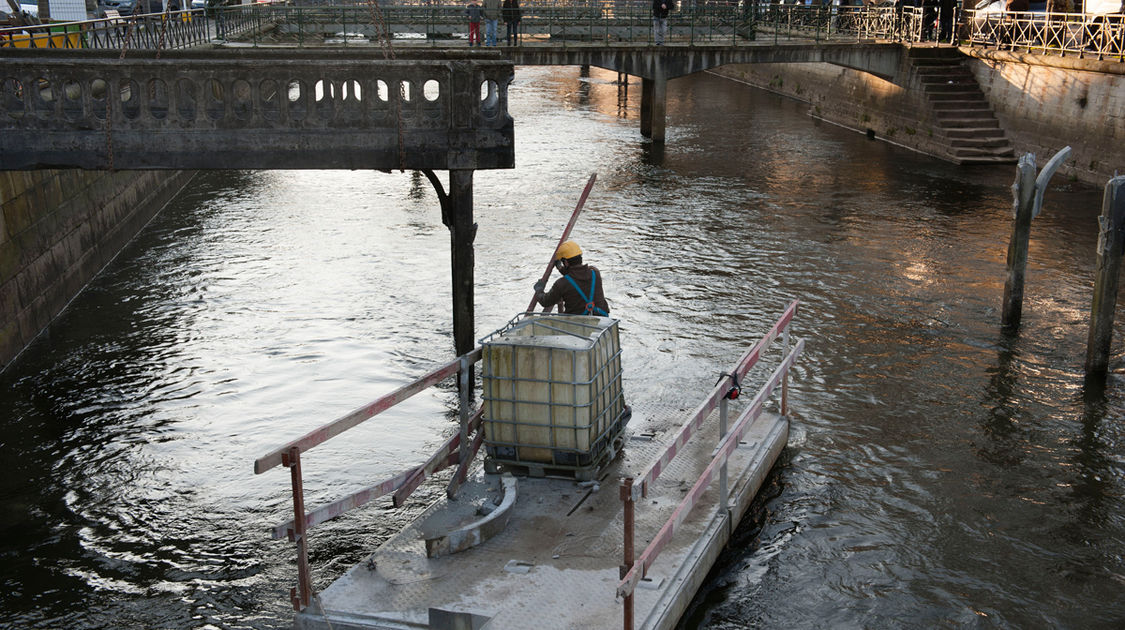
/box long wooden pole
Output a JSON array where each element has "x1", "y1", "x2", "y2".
[{"x1": 526, "y1": 173, "x2": 597, "y2": 313}]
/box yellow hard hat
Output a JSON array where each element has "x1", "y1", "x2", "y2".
[{"x1": 555, "y1": 240, "x2": 582, "y2": 261}]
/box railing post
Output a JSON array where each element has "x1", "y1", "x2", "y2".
[
  {"x1": 620, "y1": 477, "x2": 635, "y2": 630},
  {"x1": 781, "y1": 324, "x2": 790, "y2": 417},
  {"x1": 718, "y1": 396, "x2": 729, "y2": 517},
  {"x1": 283, "y1": 446, "x2": 313, "y2": 612}
]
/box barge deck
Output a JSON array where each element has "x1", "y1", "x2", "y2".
[
  {"x1": 297, "y1": 404, "x2": 788, "y2": 630},
  {"x1": 257, "y1": 301, "x2": 803, "y2": 630}
]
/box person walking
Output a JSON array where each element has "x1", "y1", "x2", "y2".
[
  {"x1": 532, "y1": 241, "x2": 611, "y2": 316},
  {"x1": 466, "y1": 0, "x2": 482, "y2": 46},
  {"x1": 483, "y1": 0, "x2": 501, "y2": 46},
  {"x1": 503, "y1": 0, "x2": 521, "y2": 46},
  {"x1": 652, "y1": 0, "x2": 674, "y2": 45}
]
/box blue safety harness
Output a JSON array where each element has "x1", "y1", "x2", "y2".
[{"x1": 563, "y1": 270, "x2": 609, "y2": 316}]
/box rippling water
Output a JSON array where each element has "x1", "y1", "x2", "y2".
[{"x1": 1, "y1": 66, "x2": 1122, "y2": 629}]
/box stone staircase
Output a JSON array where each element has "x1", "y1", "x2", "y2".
[{"x1": 910, "y1": 48, "x2": 1017, "y2": 165}]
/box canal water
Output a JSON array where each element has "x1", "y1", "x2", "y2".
[{"x1": 2, "y1": 66, "x2": 1123, "y2": 629}]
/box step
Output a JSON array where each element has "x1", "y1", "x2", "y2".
[
  {"x1": 955, "y1": 154, "x2": 1020, "y2": 165},
  {"x1": 943, "y1": 126, "x2": 1006, "y2": 139},
  {"x1": 923, "y1": 81, "x2": 984, "y2": 93},
  {"x1": 930, "y1": 100, "x2": 991, "y2": 110},
  {"x1": 935, "y1": 109, "x2": 996, "y2": 121},
  {"x1": 937, "y1": 117, "x2": 1001, "y2": 129},
  {"x1": 951, "y1": 145, "x2": 1016, "y2": 158},
  {"x1": 949, "y1": 136, "x2": 1012, "y2": 148},
  {"x1": 928, "y1": 90, "x2": 987, "y2": 101}
]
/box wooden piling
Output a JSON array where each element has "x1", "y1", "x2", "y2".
[
  {"x1": 1001, "y1": 157, "x2": 1038, "y2": 330},
  {"x1": 1085, "y1": 177, "x2": 1125, "y2": 377}
]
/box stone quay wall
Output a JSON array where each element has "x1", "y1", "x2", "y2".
[
  {"x1": 710, "y1": 49, "x2": 1124, "y2": 187},
  {"x1": 0, "y1": 169, "x2": 194, "y2": 372}
]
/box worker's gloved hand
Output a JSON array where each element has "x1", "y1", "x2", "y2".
[{"x1": 533, "y1": 280, "x2": 546, "y2": 293}]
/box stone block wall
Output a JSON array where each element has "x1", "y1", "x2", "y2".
[
  {"x1": 0, "y1": 169, "x2": 194, "y2": 372},
  {"x1": 966, "y1": 52, "x2": 1125, "y2": 186},
  {"x1": 710, "y1": 51, "x2": 1124, "y2": 187},
  {"x1": 710, "y1": 61, "x2": 951, "y2": 160}
]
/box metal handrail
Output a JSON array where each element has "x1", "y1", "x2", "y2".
[
  {"x1": 964, "y1": 9, "x2": 1125, "y2": 61},
  {"x1": 0, "y1": 9, "x2": 213, "y2": 50},
  {"x1": 4, "y1": 2, "x2": 1122, "y2": 61},
  {"x1": 616, "y1": 299, "x2": 802, "y2": 629},
  {"x1": 254, "y1": 346, "x2": 484, "y2": 611}
]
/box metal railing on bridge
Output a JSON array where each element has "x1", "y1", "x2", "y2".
[{"x1": 1, "y1": 1, "x2": 1121, "y2": 61}]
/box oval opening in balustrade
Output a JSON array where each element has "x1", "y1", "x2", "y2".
[
  {"x1": 479, "y1": 79, "x2": 499, "y2": 119},
  {"x1": 119, "y1": 79, "x2": 140, "y2": 120},
  {"x1": 422, "y1": 78, "x2": 443, "y2": 120},
  {"x1": 376, "y1": 79, "x2": 389, "y2": 102},
  {"x1": 260, "y1": 79, "x2": 281, "y2": 124},
  {"x1": 148, "y1": 78, "x2": 169, "y2": 120},
  {"x1": 232, "y1": 79, "x2": 252, "y2": 121},
  {"x1": 314, "y1": 79, "x2": 336, "y2": 119},
  {"x1": 90, "y1": 78, "x2": 107, "y2": 121},
  {"x1": 205, "y1": 79, "x2": 225, "y2": 121},
  {"x1": 2, "y1": 78, "x2": 25, "y2": 119},
  {"x1": 176, "y1": 79, "x2": 197, "y2": 122},
  {"x1": 400, "y1": 80, "x2": 413, "y2": 103},
  {"x1": 344, "y1": 79, "x2": 361, "y2": 102},
  {"x1": 288, "y1": 79, "x2": 308, "y2": 121},
  {"x1": 423, "y1": 79, "x2": 440, "y2": 102},
  {"x1": 62, "y1": 79, "x2": 83, "y2": 120},
  {"x1": 34, "y1": 76, "x2": 53, "y2": 112}
]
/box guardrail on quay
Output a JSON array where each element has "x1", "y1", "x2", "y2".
[{"x1": 2, "y1": 2, "x2": 1121, "y2": 61}]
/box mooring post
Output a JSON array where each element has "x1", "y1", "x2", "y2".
[
  {"x1": 1001, "y1": 157, "x2": 1038, "y2": 329},
  {"x1": 640, "y1": 73, "x2": 667, "y2": 142},
  {"x1": 1085, "y1": 177, "x2": 1125, "y2": 377},
  {"x1": 1001, "y1": 147, "x2": 1071, "y2": 330},
  {"x1": 448, "y1": 169, "x2": 477, "y2": 364}
]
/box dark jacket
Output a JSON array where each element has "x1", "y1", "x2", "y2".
[
  {"x1": 538, "y1": 265, "x2": 610, "y2": 316},
  {"x1": 652, "y1": 0, "x2": 674, "y2": 18},
  {"x1": 503, "y1": 0, "x2": 521, "y2": 23}
]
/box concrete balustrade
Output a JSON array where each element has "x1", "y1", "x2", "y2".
[{"x1": 0, "y1": 50, "x2": 514, "y2": 171}]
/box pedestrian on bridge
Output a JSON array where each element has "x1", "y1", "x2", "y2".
[
  {"x1": 533, "y1": 241, "x2": 611, "y2": 316},
  {"x1": 652, "y1": 0, "x2": 674, "y2": 45},
  {"x1": 503, "y1": 0, "x2": 521, "y2": 46},
  {"x1": 467, "y1": 0, "x2": 483, "y2": 46},
  {"x1": 483, "y1": 0, "x2": 501, "y2": 46}
]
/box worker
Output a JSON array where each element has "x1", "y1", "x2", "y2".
[{"x1": 532, "y1": 240, "x2": 611, "y2": 316}]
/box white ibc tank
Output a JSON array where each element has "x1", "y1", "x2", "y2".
[{"x1": 480, "y1": 314, "x2": 626, "y2": 471}]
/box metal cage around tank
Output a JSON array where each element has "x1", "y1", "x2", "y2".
[{"x1": 479, "y1": 312, "x2": 630, "y2": 478}]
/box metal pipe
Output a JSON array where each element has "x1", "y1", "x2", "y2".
[
  {"x1": 718, "y1": 395, "x2": 728, "y2": 517},
  {"x1": 284, "y1": 447, "x2": 313, "y2": 611},
  {"x1": 620, "y1": 477, "x2": 635, "y2": 630}
]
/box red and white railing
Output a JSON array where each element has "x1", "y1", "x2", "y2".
[
  {"x1": 254, "y1": 348, "x2": 483, "y2": 611},
  {"x1": 616, "y1": 299, "x2": 803, "y2": 630}
]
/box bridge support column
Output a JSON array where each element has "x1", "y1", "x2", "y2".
[
  {"x1": 448, "y1": 169, "x2": 477, "y2": 360},
  {"x1": 640, "y1": 74, "x2": 667, "y2": 142}
]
